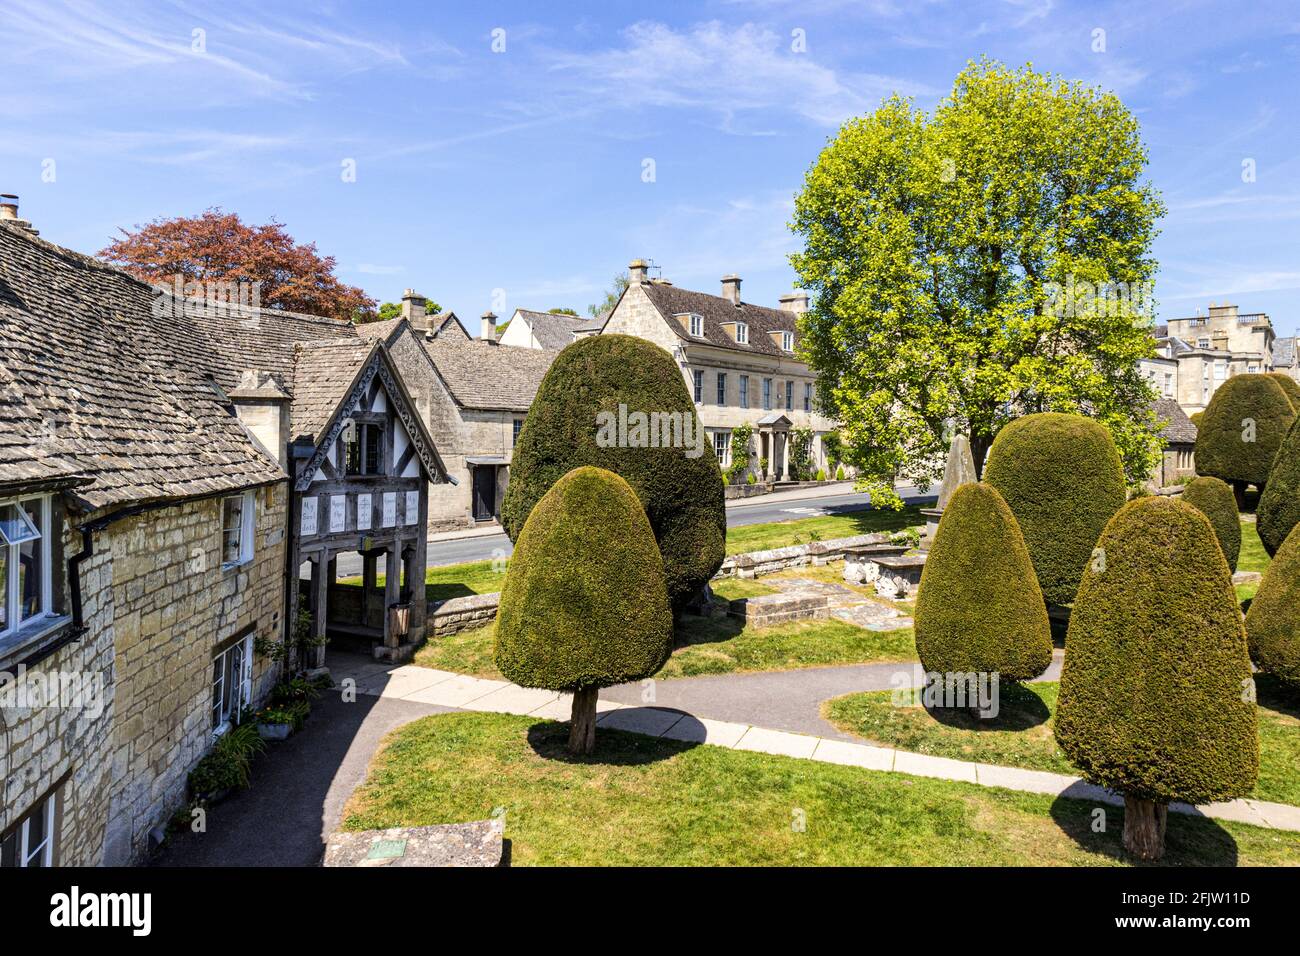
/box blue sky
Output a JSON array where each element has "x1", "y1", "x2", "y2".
[{"x1": 2, "y1": 0, "x2": 1298, "y2": 336}]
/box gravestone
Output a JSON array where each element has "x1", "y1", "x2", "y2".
[{"x1": 920, "y1": 434, "x2": 978, "y2": 548}]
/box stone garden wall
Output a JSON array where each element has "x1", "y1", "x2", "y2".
[{"x1": 428, "y1": 592, "x2": 500, "y2": 636}]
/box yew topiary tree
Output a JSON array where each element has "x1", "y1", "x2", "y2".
[
  {"x1": 983, "y1": 412, "x2": 1126, "y2": 606},
  {"x1": 495, "y1": 466, "x2": 673, "y2": 754},
  {"x1": 1194, "y1": 374, "x2": 1295, "y2": 499},
  {"x1": 1257, "y1": 416, "x2": 1300, "y2": 557},
  {"x1": 1244, "y1": 522, "x2": 1300, "y2": 689},
  {"x1": 502, "y1": 334, "x2": 726, "y2": 614},
  {"x1": 1056, "y1": 497, "x2": 1258, "y2": 861},
  {"x1": 1180, "y1": 475, "x2": 1241, "y2": 571},
  {"x1": 1267, "y1": 371, "x2": 1300, "y2": 411},
  {"x1": 914, "y1": 483, "x2": 1052, "y2": 682}
]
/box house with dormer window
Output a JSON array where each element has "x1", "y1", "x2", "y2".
[{"x1": 599, "y1": 260, "x2": 840, "y2": 480}]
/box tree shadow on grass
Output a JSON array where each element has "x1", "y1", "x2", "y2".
[
  {"x1": 1257, "y1": 673, "x2": 1300, "y2": 720},
  {"x1": 525, "y1": 710, "x2": 703, "y2": 766},
  {"x1": 922, "y1": 680, "x2": 1051, "y2": 732},
  {"x1": 672, "y1": 613, "x2": 744, "y2": 650},
  {"x1": 1049, "y1": 792, "x2": 1240, "y2": 866}
]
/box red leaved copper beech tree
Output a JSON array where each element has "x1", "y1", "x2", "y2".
[{"x1": 99, "y1": 208, "x2": 376, "y2": 322}]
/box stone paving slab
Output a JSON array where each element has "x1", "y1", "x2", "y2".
[
  {"x1": 470, "y1": 685, "x2": 560, "y2": 715},
  {"x1": 356, "y1": 666, "x2": 457, "y2": 699},
  {"x1": 811, "y1": 738, "x2": 895, "y2": 771},
  {"x1": 974, "y1": 763, "x2": 1079, "y2": 795},
  {"x1": 894, "y1": 750, "x2": 979, "y2": 783},
  {"x1": 400, "y1": 674, "x2": 507, "y2": 707},
  {"x1": 597, "y1": 706, "x2": 685, "y2": 737},
  {"x1": 659, "y1": 715, "x2": 750, "y2": 748},
  {"x1": 735, "y1": 726, "x2": 819, "y2": 759}
]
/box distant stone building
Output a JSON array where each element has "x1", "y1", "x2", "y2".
[
  {"x1": 1153, "y1": 304, "x2": 1277, "y2": 414},
  {"x1": 1151, "y1": 398, "x2": 1197, "y2": 487},
  {"x1": 497, "y1": 308, "x2": 589, "y2": 350},
  {"x1": 1274, "y1": 335, "x2": 1299, "y2": 383},
  {"x1": 599, "y1": 260, "x2": 839, "y2": 479}
]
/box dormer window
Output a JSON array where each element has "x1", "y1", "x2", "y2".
[
  {"x1": 781, "y1": 331, "x2": 794, "y2": 352},
  {"x1": 690, "y1": 314, "x2": 703, "y2": 337},
  {"x1": 735, "y1": 322, "x2": 748, "y2": 344},
  {"x1": 676, "y1": 313, "x2": 705, "y2": 337}
]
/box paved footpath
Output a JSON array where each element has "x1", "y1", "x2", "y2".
[{"x1": 332, "y1": 652, "x2": 1300, "y2": 835}]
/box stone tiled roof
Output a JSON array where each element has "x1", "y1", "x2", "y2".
[
  {"x1": 429, "y1": 312, "x2": 470, "y2": 340},
  {"x1": 354, "y1": 317, "x2": 404, "y2": 342},
  {"x1": 1154, "y1": 397, "x2": 1197, "y2": 445},
  {"x1": 289, "y1": 339, "x2": 379, "y2": 442},
  {"x1": 421, "y1": 338, "x2": 556, "y2": 412},
  {"x1": 1274, "y1": 336, "x2": 1297, "y2": 368},
  {"x1": 512, "y1": 309, "x2": 586, "y2": 349},
  {"x1": 0, "y1": 221, "x2": 297, "y2": 513},
  {"x1": 640, "y1": 282, "x2": 799, "y2": 357}
]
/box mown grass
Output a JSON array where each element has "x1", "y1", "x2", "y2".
[
  {"x1": 341, "y1": 711, "x2": 1300, "y2": 866},
  {"x1": 724, "y1": 505, "x2": 925, "y2": 555},
  {"x1": 824, "y1": 677, "x2": 1300, "y2": 808},
  {"x1": 1237, "y1": 519, "x2": 1269, "y2": 604}
]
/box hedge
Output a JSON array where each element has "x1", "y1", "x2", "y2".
[
  {"x1": 1244, "y1": 522, "x2": 1300, "y2": 689},
  {"x1": 914, "y1": 483, "x2": 1052, "y2": 682},
  {"x1": 1266, "y1": 371, "x2": 1300, "y2": 412},
  {"x1": 983, "y1": 412, "x2": 1126, "y2": 606},
  {"x1": 495, "y1": 466, "x2": 673, "y2": 691},
  {"x1": 1056, "y1": 496, "x2": 1258, "y2": 805},
  {"x1": 501, "y1": 334, "x2": 726, "y2": 612},
  {"x1": 1257, "y1": 415, "x2": 1300, "y2": 557},
  {"x1": 1180, "y1": 475, "x2": 1241, "y2": 571},
  {"x1": 1194, "y1": 374, "x2": 1295, "y2": 489}
]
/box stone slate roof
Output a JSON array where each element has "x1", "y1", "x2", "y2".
[
  {"x1": 512, "y1": 309, "x2": 586, "y2": 349},
  {"x1": 421, "y1": 338, "x2": 556, "y2": 412},
  {"x1": 1153, "y1": 397, "x2": 1197, "y2": 445},
  {"x1": 429, "y1": 312, "x2": 470, "y2": 340},
  {"x1": 354, "y1": 317, "x2": 404, "y2": 342},
  {"x1": 0, "y1": 221, "x2": 295, "y2": 513},
  {"x1": 639, "y1": 282, "x2": 799, "y2": 357},
  {"x1": 289, "y1": 339, "x2": 379, "y2": 442},
  {"x1": 1274, "y1": 335, "x2": 1297, "y2": 368}
]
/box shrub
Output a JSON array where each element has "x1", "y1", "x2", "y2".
[
  {"x1": 914, "y1": 483, "x2": 1052, "y2": 683},
  {"x1": 1180, "y1": 475, "x2": 1241, "y2": 571},
  {"x1": 789, "y1": 426, "x2": 814, "y2": 480},
  {"x1": 1257, "y1": 416, "x2": 1300, "y2": 556},
  {"x1": 495, "y1": 466, "x2": 673, "y2": 753},
  {"x1": 746, "y1": 473, "x2": 756, "y2": 485},
  {"x1": 1189, "y1": 410, "x2": 1204, "y2": 428},
  {"x1": 983, "y1": 412, "x2": 1126, "y2": 606},
  {"x1": 1194, "y1": 373, "x2": 1295, "y2": 491},
  {"x1": 1266, "y1": 371, "x2": 1300, "y2": 411},
  {"x1": 1056, "y1": 496, "x2": 1257, "y2": 860},
  {"x1": 501, "y1": 335, "x2": 725, "y2": 613},
  {"x1": 1244, "y1": 522, "x2": 1300, "y2": 689},
  {"x1": 836, "y1": 464, "x2": 846, "y2": 480},
  {"x1": 726, "y1": 423, "x2": 754, "y2": 485},
  {"x1": 815, "y1": 468, "x2": 826, "y2": 481},
  {"x1": 187, "y1": 722, "x2": 266, "y2": 799}
]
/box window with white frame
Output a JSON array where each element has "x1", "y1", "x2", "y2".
[
  {"x1": 692, "y1": 369, "x2": 704, "y2": 403},
  {"x1": 735, "y1": 322, "x2": 748, "y2": 344},
  {"x1": 781, "y1": 331, "x2": 794, "y2": 352},
  {"x1": 714, "y1": 431, "x2": 729, "y2": 465},
  {"x1": 211, "y1": 634, "x2": 253, "y2": 732},
  {"x1": 221, "y1": 491, "x2": 256, "y2": 568},
  {"x1": 804, "y1": 382, "x2": 813, "y2": 412},
  {"x1": 0, "y1": 789, "x2": 56, "y2": 867},
  {"x1": 0, "y1": 495, "x2": 53, "y2": 640},
  {"x1": 739, "y1": 375, "x2": 749, "y2": 409},
  {"x1": 716, "y1": 372, "x2": 727, "y2": 406}
]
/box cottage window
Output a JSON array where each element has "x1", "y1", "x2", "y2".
[
  {"x1": 781, "y1": 331, "x2": 794, "y2": 352},
  {"x1": 762, "y1": 378, "x2": 772, "y2": 411},
  {"x1": 714, "y1": 431, "x2": 729, "y2": 465},
  {"x1": 693, "y1": 369, "x2": 704, "y2": 404},
  {"x1": 512, "y1": 419, "x2": 524, "y2": 447},
  {"x1": 343, "y1": 421, "x2": 385, "y2": 476},
  {"x1": 221, "y1": 491, "x2": 256, "y2": 568},
  {"x1": 716, "y1": 372, "x2": 727, "y2": 406},
  {"x1": 735, "y1": 323, "x2": 748, "y2": 344},
  {"x1": 739, "y1": 375, "x2": 750, "y2": 409},
  {"x1": 211, "y1": 634, "x2": 253, "y2": 733},
  {"x1": 0, "y1": 790, "x2": 56, "y2": 867},
  {"x1": 0, "y1": 495, "x2": 52, "y2": 639}
]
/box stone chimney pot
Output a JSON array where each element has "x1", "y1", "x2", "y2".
[{"x1": 721, "y1": 274, "x2": 742, "y2": 305}]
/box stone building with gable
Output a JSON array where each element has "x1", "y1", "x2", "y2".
[{"x1": 0, "y1": 202, "x2": 446, "y2": 866}]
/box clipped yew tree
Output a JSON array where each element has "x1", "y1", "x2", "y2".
[
  {"x1": 1056, "y1": 496, "x2": 1258, "y2": 860},
  {"x1": 502, "y1": 334, "x2": 726, "y2": 613},
  {"x1": 1257, "y1": 416, "x2": 1300, "y2": 557},
  {"x1": 1194, "y1": 373, "x2": 1295, "y2": 496},
  {"x1": 1180, "y1": 475, "x2": 1242, "y2": 571},
  {"x1": 1244, "y1": 522, "x2": 1300, "y2": 689},
  {"x1": 1267, "y1": 371, "x2": 1300, "y2": 411},
  {"x1": 914, "y1": 482, "x2": 1052, "y2": 682},
  {"x1": 495, "y1": 466, "x2": 673, "y2": 754},
  {"x1": 983, "y1": 412, "x2": 1126, "y2": 606}
]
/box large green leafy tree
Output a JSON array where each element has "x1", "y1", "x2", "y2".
[{"x1": 790, "y1": 59, "x2": 1166, "y2": 501}]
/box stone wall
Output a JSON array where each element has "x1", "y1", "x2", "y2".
[
  {"x1": 428, "y1": 592, "x2": 500, "y2": 637},
  {"x1": 102, "y1": 483, "x2": 287, "y2": 864},
  {"x1": 0, "y1": 528, "x2": 115, "y2": 867}
]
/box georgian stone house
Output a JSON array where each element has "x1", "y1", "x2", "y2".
[
  {"x1": 0, "y1": 208, "x2": 445, "y2": 866},
  {"x1": 600, "y1": 260, "x2": 839, "y2": 480}
]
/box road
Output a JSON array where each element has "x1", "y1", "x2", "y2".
[{"x1": 334, "y1": 482, "x2": 934, "y2": 575}]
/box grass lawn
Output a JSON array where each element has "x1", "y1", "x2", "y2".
[
  {"x1": 339, "y1": 559, "x2": 509, "y2": 604},
  {"x1": 823, "y1": 677, "x2": 1300, "y2": 808},
  {"x1": 724, "y1": 504, "x2": 925, "y2": 555},
  {"x1": 415, "y1": 615, "x2": 915, "y2": 681},
  {"x1": 341, "y1": 711, "x2": 1300, "y2": 866},
  {"x1": 1237, "y1": 519, "x2": 1269, "y2": 604}
]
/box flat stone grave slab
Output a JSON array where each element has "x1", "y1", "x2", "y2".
[
  {"x1": 842, "y1": 543, "x2": 909, "y2": 584},
  {"x1": 324, "y1": 820, "x2": 503, "y2": 867},
  {"x1": 730, "y1": 577, "x2": 907, "y2": 630},
  {"x1": 872, "y1": 554, "x2": 927, "y2": 599}
]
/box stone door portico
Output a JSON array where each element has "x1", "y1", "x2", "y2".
[{"x1": 756, "y1": 412, "x2": 792, "y2": 480}]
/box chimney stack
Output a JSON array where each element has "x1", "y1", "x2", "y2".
[
  {"x1": 779, "y1": 291, "x2": 810, "y2": 315},
  {"x1": 721, "y1": 274, "x2": 742, "y2": 305},
  {"x1": 401, "y1": 289, "x2": 428, "y2": 331},
  {"x1": 628, "y1": 259, "x2": 649, "y2": 285},
  {"x1": 481, "y1": 310, "x2": 498, "y2": 342},
  {"x1": 0, "y1": 194, "x2": 37, "y2": 236}
]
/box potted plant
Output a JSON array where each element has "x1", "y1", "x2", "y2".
[{"x1": 256, "y1": 700, "x2": 310, "y2": 740}]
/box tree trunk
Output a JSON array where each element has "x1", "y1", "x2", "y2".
[
  {"x1": 1232, "y1": 481, "x2": 1249, "y2": 512},
  {"x1": 969, "y1": 431, "x2": 991, "y2": 479},
  {"x1": 1122, "y1": 795, "x2": 1167, "y2": 861},
  {"x1": 568, "y1": 686, "x2": 599, "y2": 755}
]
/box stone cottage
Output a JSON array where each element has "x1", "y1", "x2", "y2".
[{"x1": 0, "y1": 207, "x2": 445, "y2": 865}]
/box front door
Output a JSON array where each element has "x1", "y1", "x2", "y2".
[{"x1": 472, "y1": 466, "x2": 497, "y2": 521}]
